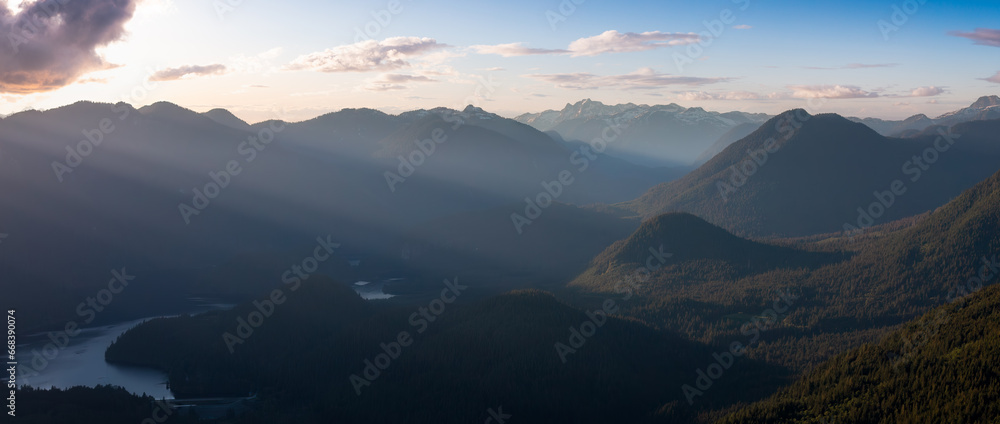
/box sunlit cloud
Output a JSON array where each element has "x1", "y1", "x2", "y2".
[
  {"x1": 149, "y1": 64, "x2": 227, "y2": 81},
  {"x1": 473, "y1": 30, "x2": 700, "y2": 57},
  {"x1": 568, "y1": 30, "x2": 701, "y2": 56},
  {"x1": 983, "y1": 71, "x2": 1000, "y2": 84},
  {"x1": 76, "y1": 77, "x2": 109, "y2": 84},
  {"x1": 0, "y1": 0, "x2": 138, "y2": 94},
  {"x1": 909, "y1": 86, "x2": 945, "y2": 97},
  {"x1": 471, "y1": 43, "x2": 568, "y2": 57},
  {"x1": 287, "y1": 37, "x2": 447, "y2": 73},
  {"x1": 789, "y1": 85, "x2": 879, "y2": 99},
  {"x1": 676, "y1": 91, "x2": 787, "y2": 101}
]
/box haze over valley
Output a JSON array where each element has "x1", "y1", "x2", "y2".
[{"x1": 3, "y1": 0, "x2": 1000, "y2": 423}]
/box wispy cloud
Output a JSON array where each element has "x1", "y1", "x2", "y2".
[
  {"x1": 676, "y1": 86, "x2": 933, "y2": 101},
  {"x1": 676, "y1": 91, "x2": 786, "y2": 101},
  {"x1": 984, "y1": 71, "x2": 1000, "y2": 84},
  {"x1": 526, "y1": 67, "x2": 730, "y2": 90},
  {"x1": 567, "y1": 30, "x2": 701, "y2": 56},
  {"x1": 789, "y1": 85, "x2": 879, "y2": 99},
  {"x1": 733, "y1": 25, "x2": 752, "y2": 29},
  {"x1": 804, "y1": 63, "x2": 897, "y2": 70},
  {"x1": 846, "y1": 63, "x2": 897, "y2": 69},
  {"x1": 363, "y1": 73, "x2": 437, "y2": 91},
  {"x1": 473, "y1": 30, "x2": 700, "y2": 57},
  {"x1": 471, "y1": 43, "x2": 568, "y2": 57},
  {"x1": 287, "y1": 37, "x2": 447, "y2": 72},
  {"x1": 150, "y1": 64, "x2": 227, "y2": 81},
  {"x1": 949, "y1": 28, "x2": 1000, "y2": 47},
  {"x1": 77, "y1": 77, "x2": 109, "y2": 84}
]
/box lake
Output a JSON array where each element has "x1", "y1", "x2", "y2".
[
  {"x1": 15, "y1": 298, "x2": 233, "y2": 400},
  {"x1": 353, "y1": 278, "x2": 398, "y2": 300}
]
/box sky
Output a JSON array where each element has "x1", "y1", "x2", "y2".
[{"x1": 0, "y1": 0, "x2": 998, "y2": 123}]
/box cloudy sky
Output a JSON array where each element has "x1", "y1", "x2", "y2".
[{"x1": 0, "y1": 0, "x2": 998, "y2": 122}]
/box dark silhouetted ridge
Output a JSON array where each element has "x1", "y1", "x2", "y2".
[{"x1": 203, "y1": 108, "x2": 250, "y2": 130}]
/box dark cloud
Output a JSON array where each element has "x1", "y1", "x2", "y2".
[
  {"x1": 0, "y1": 0, "x2": 137, "y2": 94},
  {"x1": 150, "y1": 64, "x2": 228, "y2": 81}
]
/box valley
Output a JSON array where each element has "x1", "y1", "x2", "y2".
[
  {"x1": 3, "y1": 1, "x2": 1000, "y2": 422},
  {"x1": 4, "y1": 94, "x2": 999, "y2": 423}
]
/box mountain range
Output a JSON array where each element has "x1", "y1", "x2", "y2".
[
  {"x1": 5, "y1": 95, "x2": 1000, "y2": 424},
  {"x1": 623, "y1": 106, "x2": 1000, "y2": 238},
  {"x1": 719, "y1": 167, "x2": 1000, "y2": 423},
  {"x1": 848, "y1": 95, "x2": 1000, "y2": 136},
  {"x1": 0, "y1": 100, "x2": 679, "y2": 329},
  {"x1": 515, "y1": 99, "x2": 771, "y2": 166},
  {"x1": 95, "y1": 142, "x2": 1000, "y2": 424},
  {"x1": 515, "y1": 96, "x2": 1000, "y2": 167}
]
